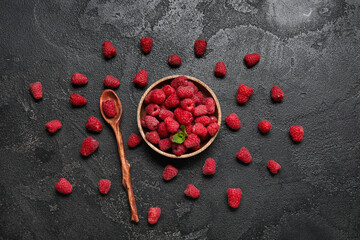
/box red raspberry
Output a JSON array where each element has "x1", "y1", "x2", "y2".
[
  {"x1": 258, "y1": 120, "x2": 271, "y2": 134},
  {"x1": 70, "y1": 93, "x2": 87, "y2": 106},
  {"x1": 184, "y1": 184, "x2": 200, "y2": 198},
  {"x1": 180, "y1": 98, "x2": 195, "y2": 112},
  {"x1": 157, "y1": 122, "x2": 169, "y2": 138},
  {"x1": 271, "y1": 85, "x2": 284, "y2": 102},
  {"x1": 176, "y1": 86, "x2": 194, "y2": 99},
  {"x1": 187, "y1": 81, "x2": 198, "y2": 93},
  {"x1": 29, "y1": 82, "x2": 43, "y2": 100},
  {"x1": 148, "y1": 207, "x2": 161, "y2": 225},
  {"x1": 140, "y1": 37, "x2": 153, "y2": 54},
  {"x1": 171, "y1": 76, "x2": 188, "y2": 89},
  {"x1": 163, "y1": 164, "x2": 178, "y2": 181},
  {"x1": 98, "y1": 179, "x2": 111, "y2": 194},
  {"x1": 86, "y1": 116, "x2": 103, "y2": 132},
  {"x1": 191, "y1": 91, "x2": 204, "y2": 105},
  {"x1": 194, "y1": 39, "x2": 207, "y2": 57},
  {"x1": 172, "y1": 143, "x2": 187, "y2": 156},
  {"x1": 165, "y1": 93, "x2": 180, "y2": 108},
  {"x1": 151, "y1": 89, "x2": 166, "y2": 105},
  {"x1": 184, "y1": 133, "x2": 200, "y2": 148},
  {"x1": 192, "y1": 144, "x2": 201, "y2": 151},
  {"x1": 195, "y1": 116, "x2": 210, "y2": 126},
  {"x1": 168, "y1": 54, "x2": 182, "y2": 67},
  {"x1": 236, "y1": 147, "x2": 252, "y2": 164},
  {"x1": 72, "y1": 73, "x2": 88, "y2": 85},
  {"x1": 144, "y1": 91, "x2": 153, "y2": 104},
  {"x1": 207, "y1": 123, "x2": 219, "y2": 136},
  {"x1": 45, "y1": 120, "x2": 62, "y2": 133},
  {"x1": 244, "y1": 53, "x2": 260, "y2": 67},
  {"x1": 214, "y1": 62, "x2": 226, "y2": 77},
  {"x1": 159, "y1": 109, "x2": 174, "y2": 120},
  {"x1": 141, "y1": 116, "x2": 146, "y2": 128},
  {"x1": 209, "y1": 116, "x2": 218, "y2": 123},
  {"x1": 159, "y1": 138, "x2": 172, "y2": 151},
  {"x1": 128, "y1": 133, "x2": 142, "y2": 148},
  {"x1": 144, "y1": 116, "x2": 159, "y2": 130},
  {"x1": 104, "y1": 75, "x2": 120, "y2": 89},
  {"x1": 193, "y1": 105, "x2": 208, "y2": 117},
  {"x1": 164, "y1": 117, "x2": 180, "y2": 133},
  {"x1": 162, "y1": 84, "x2": 175, "y2": 96},
  {"x1": 267, "y1": 160, "x2": 281, "y2": 174},
  {"x1": 174, "y1": 108, "x2": 193, "y2": 125},
  {"x1": 225, "y1": 113, "x2": 241, "y2": 130},
  {"x1": 203, "y1": 158, "x2": 216, "y2": 175},
  {"x1": 237, "y1": 84, "x2": 253, "y2": 104},
  {"x1": 146, "y1": 131, "x2": 160, "y2": 144},
  {"x1": 203, "y1": 98, "x2": 215, "y2": 114},
  {"x1": 133, "y1": 70, "x2": 148, "y2": 87},
  {"x1": 102, "y1": 41, "x2": 116, "y2": 59},
  {"x1": 81, "y1": 137, "x2": 99, "y2": 156},
  {"x1": 146, "y1": 104, "x2": 160, "y2": 117},
  {"x1": 227, "y1": 188, "x2": 242, "y2": 208},
  {"x1": 55, "y1": 178, "x2": 73, "y2": 195},
  {"x1": 192, "y1": 123, "x2": 207, "y2": 137},
  {"x1": 102, "y1": 100, "x2": 116, "y2": 118},
  {"x1": 185, "y1": 124, "x2": 193, "y2": 134},
  {"x1": 289, "y1": 126, "x2": 304, "y2": 142}
]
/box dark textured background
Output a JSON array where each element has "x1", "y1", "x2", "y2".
[{"x1": 1, "y1": 0, "x2": 359, "y2": 239}]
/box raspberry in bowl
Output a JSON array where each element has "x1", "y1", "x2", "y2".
[{"x1": 137, "y1": 75, "x2": 222, "y2": 158}]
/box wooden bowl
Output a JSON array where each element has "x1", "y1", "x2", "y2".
[{"x1": 137, "y1": 75, "x2": 222, "y2": 158}]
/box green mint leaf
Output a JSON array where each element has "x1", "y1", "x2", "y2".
[
  {"x1": 180, "y1": 125, "x2": 188, "y2": 137},
  {"x1": 172, "y1": 133, "x2": 185, "y2": 144}
]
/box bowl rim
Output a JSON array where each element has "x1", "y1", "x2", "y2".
[{"x1": 137, "y1": 75, "x2": 222, "y2": 159}]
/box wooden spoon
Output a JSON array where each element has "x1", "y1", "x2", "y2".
[{"x1": 100, "y1": 89, "x2": 139, "y2": 223}]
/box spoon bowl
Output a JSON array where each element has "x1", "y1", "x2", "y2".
[{"x1": 100, "y1": 89, "x2": 122, "y2": 125}]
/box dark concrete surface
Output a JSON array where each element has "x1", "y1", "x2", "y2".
[{"x1": 0, "y1": 0, "x2": 359, "y2": 239}]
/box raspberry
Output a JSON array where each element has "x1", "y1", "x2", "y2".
[
  {"x1": 146, "y1": 104, "x2": 160, "y2": 117},
  {"x1": 195, "y1": 116, "x2": 210, "y2": 126},
  {"x1": 144, "y1": 116, "x2": 159, "y2": 130},
  {"x1": 194, "y1": 39, "x2": 207, "y2": 57},
  {"x1": 72, "y1": 73, "x2": 88, "y2": 85},
  {"x1": 165, "y1": 93, "x2": 180, "y2": 108},
  {"x1": 227, "y1": 188, "x2": 242, "y2": 208},
  {"x1": 148, "y1": 207, "x2": 161, "y2": 225},
  {"x1": 193, "y1": 105, "x2": 208, "y2": 117},
  {"x1": 185, "y1": 124, "x2": 193, "y2": 134},
  {"x1": 180, "y1": 98, "x2": 195, "y2": 112},
  {"x1": 55, "y1": 178, "x2": 73, "y2": 195},
  {"x1": 192, "y1": 144, "x2": 201, "y2": 151},
  {"x1": 104, "y1": 75, "x2": 120, "y2": 89},
  {"x1": 187, "y1": 81, "x2": 198, "y2": 93},
  {"x1": 237, "y1": 84, "x2": 253, "y2": 104},
  {"x1": 151, "y1": 89, "x2": 166, "y2": 105},
  {"x1": 164, "y1": 117, "x2": 180, "y2": 133},
  {"x1": 184, "y1": 184, "x2": 200, "y2": 199},
  {"x1": 98, "y1": 179, "x2": 111, "y2": 194},
  {"x1": 168, "y1": 54, "x2": 182, "y2": 67},
  {"x1": 203, "y1": 98, "x2": 215, "y2": 114},
  {"x1": 133, "y1": 70, "x2": 148, "y2": 87},
  {"x1": 70, "y1": 93, "x2": 87, "y2": 106},
  {"x1": 203, "y1": 158, "x2": 216, "y2": 175},
  {"x1": 128, "y1": 133, "x2": 142, "y2": 148},
  {"x1": 162, "y1": 84, "x2": 175, "y2": 96},
  {"x1": 271, "y1": 85, "x2": 284, "y2": 102},
  {"x1": 214, "y1": 62, "x2": 226, "y2": 77},
  {"x1": 209, "y1": 116, "x2": 218, "y2": 123},
  {"x1": 192, "y1": 123, "x2": 207, "y2": 137},
  {"x1": 157, "y1": 122, "x2": 169, "y2": 138},
  {"x1": 171, "y1": 76, "x2": 188, "y2": 89},
  {"x1": 258, "y1": 120, "x2": 271, "y2": 134},
  {"x1": 159, "y1": 138, "x2": 172, "y2": 151},
  {"x1": 176, "y1": 86, "x2": 194, "y2": 99},
  {"x1": 244, "y1": 53, "x2": 260, "y2": 67},
  {"x1": 236, "y1": 147, "x2": 252, "y2": 164},
  {"x1": 191, "y1": 91, "x2": 204, "y2": 105},
  {"x1": 146, "y1": 131, "x2": 160, "y2": 145},
  {"x1": 141, "y1": 116, "x2": 146, "y2": 128},
  {"x1": 86, "y1": 116, "x2": 102, "y2": 132},
  {"x1": 174, "y1": 108, "x2": 193, "y2": 125},
  {"x1": 267, "y1": 160, "x2": 281, "y2": 174},
  {"x1": 102, "y1": 41, "x2": 116, "y2": 59},
  {"x1": 163, "y1": 164, "x2": 178, "y2": 181},
  {"x1": 184, "y1": 133, "x2": 200, "y2": 148},
  {"x1": 207, "y1": 123, "x2": 220, "y2": 136},
  {"x1": 45, "y1": 120, "x2": 62, "y2": 133},
  {"x1": 102, "y1": 100, "x2": 116, "y2": 118},
  {"x1": 29, "y1": 82, "x2": 43, "y2": 100},
  {"x1": 289, "y1": 126, "x2": 304, "y2": 142},
  {"x1": 225, "y1": 113, "x2": 241, "y2": 130},
  {"x1": 159, "y1": 109, "x2": 174, "y2": 121},
  {"x1": 172, "y1": 143, "x2": 187, "y2": 156},
  {"x1": 81, "y1": 137, "x2": 99, "y2": 156},
  {"x1": 144, "y1": 91, "x2": 153, "y2": 104},
  {"x1": 140, "y1": 37, "x2": 153, "y2": 54}
]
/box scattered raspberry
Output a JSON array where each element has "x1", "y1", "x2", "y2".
[
  {"x1": 227, "y1": 188, "x2": 242, "y2": 208},
  {"x1": 165, "y1": 93, "x2": 180, "y2": 108},
  {"x1": 225, "y1": 113, "x2": 241, "y2": 130},
  {"x1": 195, "y1": 116, "x2": 210, "y2": 126},
  {"x1": 267, "y1": 160, "x2": 281, "y2": 174},
  {"x1": 98, "y1": 179, "x2": 111, "y2": 194},
  {"x1": 163, "y1": 164, "x2": 178, "y2": 181},
  {"x1": 140, "y1": 37, "x2": 153, "y2": 54},
  {"x1": 258, "y1": 120, "x2": 271, "y2": 134},
  {"x1": 103, "y1": 75, "x2": 120, "y2": 89},
  {"x1": 86, "y1": 116, "x2": 102, "y2": 132},
  {"x1": 163, "y1": 84, "x2": 175, "y2": 96},
  {"x1": 194, "y1": 39, "x2": 207, "y2": 57},
  {"x1": 72, "y1": 73, "x2": 88, "y2": 85},
  {"x1": 146, "y1": 104, "x2": 161, "y2": 117},
  {"x1": 192, "y1": 123, "x2": 207, "y2": 137},
  {"x1": 244, "y1": 53, "x2": 260, "y2": 67},
  {"x1": 168, "y1": 54, "x2": 182, "y2": 67},
  {"x1": 159, "y1": 108, "x2": 174, "y2": 120},
  {"x1": 128, "y1": 133, "x2": 142, "y2": 148},
  {"x1": 144, "y1": 116, "x2": 159, "y2": 130},
  {"x1": 159, "y1": 138, "x2": 172, "y2": 151},
  {"x1": 174, "y1": 108, "x2": 193, "y2": 125},
  {"x1": 164, "y1": 117, "x2": 180, "y2": 133},
  {"x1": 185, "y1": 124, "x2": 193, "y2": 134},
  {"x1": 207, "y1": 123, "x2": 220, "y2": 136},
  {"x1": 29, "y1": 82, "x2": 43, "y2": 100},
  {"x1": 70, "y1": 93, "x2": 87, "y2": 106},
  {"x1": 151, "y1": 89, "x2": 166, "y2": 105},
  {"x1": 289, "y1": 126, "x2": 304, "y2": 142},
  {"x1": 176, "y1": 86, "x2": 194, "y2": 99},
  {"x1": 193, "y1": 105, "x2": 208, "y2": 117},
  {"x1": 102, "y1": 100, "x2": 116, "y2": 118},
  {"x1": 191, "y1": 91, "x2": 204, "y2": 105},
  {"x1": 133, "y1": 70, "x2": 148, "y2": 87},
  {"x1": 203, "y1": 98, "x2": 215, "y2": 114},
  {"x1": 180, "y1": 98, "x2": 195, "y2": 112},
  {"x1": 184, "y1": 184, "x2": 200, "y2": 199},
  {"x1": 157, "y1": 122, "x2": 169, "y2": 138},
  {"x1": 102, "y1": 41, "x2": 116, "y2": 59},
  {"x1": 214, "y1": 62, "x2": 226, "y2": 77},
  {"x1": 81, "y1": 137, "x2": 99, "y2": 156},
  {"x1": 45, "y1": 120, "x2": 62, "y2": 133},
  {"x1": 146, "y1": 131, "x2": 160, "y2": 145},
  {"x1": 171, "y1": 76, "x2": 188, "y2": 89},
  {"x1": 148, "y1": 207, "x2": 161, "y2": 225},
  {"x1": 144, "y1": 90, "x2": 153, "y2": 104},
  {"x1": 271, "y1": 85, "x2": 284, "y2": 102},
  {"x1": 236, "y1": 147, "x2": 252, "y2": 164},
  {"x1": 209, "y1": 116, "x2": 218, "y2": 123},
  {"x1": 203, "y1": 158, "x2": 216, "y2": 175},
  {"x1": 55, "y1": 178, "x2": 73, "y2": 195},
  {"x1": 172, "y1": 143, "x2": 187, "y2": 156},
  {"x1": 237, "y1": 84, "x2": 253, "y2": 104},
  {"x1": 184, "y1": 133, "x2": 200, "y2": 148}
]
